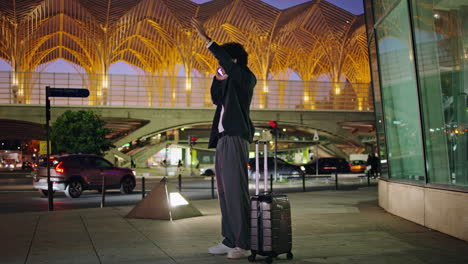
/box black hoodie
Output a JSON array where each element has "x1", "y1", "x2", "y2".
[{"x1": 207, "y1": 42, "x2": 256, "y2": 148}]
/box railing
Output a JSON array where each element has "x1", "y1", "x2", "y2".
[{"x1": 0, "y1": 71, "x2": 373, "y2": 111}]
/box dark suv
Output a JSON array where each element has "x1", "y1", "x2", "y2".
[
  {"x1": 247, "y1": 157, "x2": 304, "y2": 179},
  {"x1": 303, "y1": 157, "x2": 350, "y2": 174},
  {"x1": 33, "y1": 154, "x2": 136, "y2": 198}
]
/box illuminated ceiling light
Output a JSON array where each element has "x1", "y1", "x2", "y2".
[
  {"x1": 263, "y1": 82, "x2": 268, "y2": 92},
  {"x1": 102, "y1": 76, "x2": 108, "y2": 89},
  {"x1": 433, "y1": 13, "x2": 440, "y2": 19},
  {"x1": 169, "y1": 192, "x2": 189, "y2": 207},
  {"x1": 254, "y1": 132, "x2": 260, "y2": 136},
  {"x1": 282, "y1": 128, "x2": 287, "y2": 132},
  {"x1": 333, "y1": 83, "x2": 341, "y2": 95},
  {"x1": 185, "y1": 78, "x2": 191, "y2": 91},
  {"x1": 181, "y1": 128, "x2": 185, "y2": 131}
]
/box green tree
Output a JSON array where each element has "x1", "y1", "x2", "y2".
[{"x1": 50, "y1": 110, "x2": 114, "y2": 156}]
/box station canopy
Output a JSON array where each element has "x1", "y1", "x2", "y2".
[{"x1": 0, "y1": 0, "x2": 369, "y2": 83}]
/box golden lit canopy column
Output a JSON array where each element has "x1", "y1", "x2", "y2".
[
  {"x1": 291, "y1": 39, "x2": 327, "y2": 109},
  {"x1": 180, "y1": 29, "x2": 196, "y2": 107},
  {"x1": 342, "y1": 20, "x2": 371, "y2": 111},
  {"x1": 0, "y1": 6, "x2": 55, "y2": 104}
]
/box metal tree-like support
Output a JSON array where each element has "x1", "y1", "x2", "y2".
[{"x1": 0, "y1": 0, "x2": 371, "y2": 107}]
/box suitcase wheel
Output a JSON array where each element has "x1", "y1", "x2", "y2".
[
  {"x1": 248, "y1": 253, "x2": 256, "y2": 262},
  {"x1": 265, "y1": 256, "x2": 273, "y2": 264},
  {"x1": 287, "y1": 252, "x2": 293, "y2": 260}
]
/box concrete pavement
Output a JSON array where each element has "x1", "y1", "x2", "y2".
[{"x1": 2, "y1": 186, "x2": 468, "y2": 264}]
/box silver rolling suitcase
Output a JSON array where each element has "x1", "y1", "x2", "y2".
[{"x1": 249, "y1": 141, "x2": 293, "y2": 264}]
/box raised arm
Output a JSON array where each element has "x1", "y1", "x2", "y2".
[
  {"x1": 191, "y1": 17, "x2": 211, "y2": 44},
  {"x1": 191, "y1": 18, "x2": 235, "y2": 76}
]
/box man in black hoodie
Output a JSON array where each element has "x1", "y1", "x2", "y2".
[{"x1": 192, "y1": 18, "x2": 256, "y2": 260}]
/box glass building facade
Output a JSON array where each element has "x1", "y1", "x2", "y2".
[{"x1": 365, "y1": 0, "x2": 467, "y2": 189}]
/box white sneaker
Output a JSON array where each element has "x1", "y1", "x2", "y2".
[
  {"x1": 208, "y1": 243, "x2": 233, "y2": 255},
  {"x1": 227, "y1": 247, "x2": 249, "y2": 259}
]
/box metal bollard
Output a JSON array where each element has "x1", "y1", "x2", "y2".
[
  {"x1": 335, "y1": 170, "x2": 338, "y2": 190},
  {"x1": 302, "y1": 173, "x2": 306, "y2": 192},
  {"x1": 211, "y1": 174, "x2": 215, "y2": 199},
  {"x1": 270, "y1": 174, "x2": 273, "y2": 192},
  {"x1": 142, "y1": 177, "x2": 146, "y2": 199},
  {"x1": 100, "y1": 175, "x2": 106, "y2": 208},
  {"x1": 178, "y1": 174, "x2": 182, "y2": 191}
]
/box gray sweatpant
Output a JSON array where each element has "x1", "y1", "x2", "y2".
[{"x1": 215, "y1": 135, "x2": 250, "y2": 250}]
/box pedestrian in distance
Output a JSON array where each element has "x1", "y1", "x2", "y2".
[
  {"x1": 367, "y1": 153, "x2": 379, "y2": 178},
  {"x1": 372, "y1": 153, "x2": 380, "y2": 178},
  {"x1": 192, "y1": 17, "x2": 256, "y2": 260}
]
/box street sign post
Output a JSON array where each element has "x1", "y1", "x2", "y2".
[
  {"x1": 48, "y1": 88, "x2": 90, "y2": 97},
  {"x1": 45, "y1": 86, "x2": 89, "y2": 211}
]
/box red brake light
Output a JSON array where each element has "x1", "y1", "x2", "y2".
[{"x1": 55, "y1": 161, "x2": 65, "y2": 173}]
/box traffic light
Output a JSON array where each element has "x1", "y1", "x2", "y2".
[
  {"x1": 189, "y1": 136, "x2": 198, "y2": 146},
  {"x1": 269, "y1": 120, "x2": 279, "y2": 135},
  {"x1": 269, "y1": 120, "x2": 277, "y2": 128}
]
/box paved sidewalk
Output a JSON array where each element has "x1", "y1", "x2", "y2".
[{"x1": 2, "y1": 187, "x2": 467, "y2": 264}]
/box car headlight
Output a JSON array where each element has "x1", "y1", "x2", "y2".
[{"x1": 300, "y1": 166, "x2": 305, "y2": 171}]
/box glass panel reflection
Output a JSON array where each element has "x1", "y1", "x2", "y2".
[
  {"x1": 375, "y1": 0, "x2": 426, "y2": 181},
  {"x1": 411, "y1": 0, "x2": 468, "y2": 186}
]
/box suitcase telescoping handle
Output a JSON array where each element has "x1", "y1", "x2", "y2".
[{"x1": 255, "y1": 140, "x2": 268, "y2": 195}]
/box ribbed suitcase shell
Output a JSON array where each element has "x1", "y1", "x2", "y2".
[
  {"x1": 249, "y1": 141, "x2": 293, "y2": 263},
  {"x1": 250, "y1": 194, "x2": 292, "y2": 254}
]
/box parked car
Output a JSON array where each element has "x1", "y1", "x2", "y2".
[
  {"x1": 33, "y1": 154, "x2": 136, "y2": 198},
  {"x1": 303, "y1": 157, "x2": 350, "y2": 174},
  {"x1": 350, "y1": 160, "x2": 367, "y2": 173},
  {"x1": 22, "y1": 161, "x2": 34, "y2": 171},
  {"x1": 247, "y1": 157, "x2": 304, "y2": 179},
  {"x1": 200, "y1": 166, "x2": 215, "y2": 176}
]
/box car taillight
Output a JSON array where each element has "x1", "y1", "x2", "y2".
[{"x1": 55, "y1": 161, "x2": 65, "y2": 173}]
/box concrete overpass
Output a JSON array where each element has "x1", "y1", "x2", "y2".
[{"x1": 0, "y1": 104, "x2": 375, "y2": 164}]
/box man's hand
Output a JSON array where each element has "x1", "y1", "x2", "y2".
[
  {"x1": 215, "y1": 66, "x2": 228, "y2": 81},
  {"x1": 191, "y1": 17, "x2": 211, "y2": 43}
]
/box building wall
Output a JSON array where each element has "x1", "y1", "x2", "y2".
[
  {"x1": 366, "y1": 0, "x2": 468, "y2": 241},
  {"x1": 379, "y1": 180, "x2": 468, "y2": 241}
]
